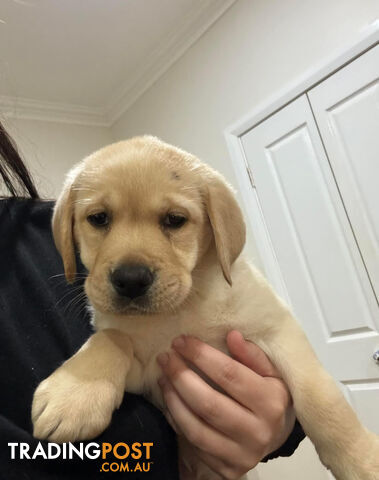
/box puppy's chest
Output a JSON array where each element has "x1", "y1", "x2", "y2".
[
  {"x1": 131, "y1": 305, "x2": 234, "y2": 365},
  {"x1": 124, "y1": 309, "x2": 235, "y2": 406}
]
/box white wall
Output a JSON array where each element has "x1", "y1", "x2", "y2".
[
  {"x1": 111, "y1": 0, "x2": 378, "y2": 268},
  {"x1": 3, "y1": 117, "x2": 113, "y2": 198},
  {"x1": 109, "y1": 0, "x2": 378, "y2": 478}
]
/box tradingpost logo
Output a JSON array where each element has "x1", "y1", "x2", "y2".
[{"x1": 8, "y1": 441, "x2": 154, "y2": 473}]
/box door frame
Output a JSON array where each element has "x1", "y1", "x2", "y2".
[{"x1": 223, "y1": 22, "x2": 379, "y2": 299}]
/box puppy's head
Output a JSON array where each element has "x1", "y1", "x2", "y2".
[{"x1": 53, "y1": 136, "x2": 245, "y2": 315}]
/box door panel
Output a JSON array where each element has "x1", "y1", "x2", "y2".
[
  {"x1": 240, "y1": 94, "x2": 379, "y2": 442},
  {"x1": 262, "y1": 122, "x2": 373, "y2": 336},
  {"x1": 308, "y1": 45, "x2": 379, "y2": 301}
]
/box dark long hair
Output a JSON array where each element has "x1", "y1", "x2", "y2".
[{"x1": 0, "y1": 121, "x2": 39, "y2": 198}]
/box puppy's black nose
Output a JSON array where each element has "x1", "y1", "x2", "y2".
[{"x1": 110, "y1": 264, "x2": 154, "y2": 299}]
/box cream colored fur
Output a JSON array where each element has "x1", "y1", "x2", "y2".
[{"x1": 32, "y1": 137, "x2": 379, "y2": 480}]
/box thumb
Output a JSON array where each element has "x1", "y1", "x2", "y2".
[{"x1": 226, "y1": 330, "x2": 279, "y2": 378}]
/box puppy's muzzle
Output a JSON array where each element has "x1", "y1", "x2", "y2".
[{"x1": 110, "y1": 264, "x2": 154, "y2": 300}]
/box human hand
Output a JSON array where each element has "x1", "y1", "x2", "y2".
[{"x1": 157, "y1": 331, "x2": 295, "y2": 479}]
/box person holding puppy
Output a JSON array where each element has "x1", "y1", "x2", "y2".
[{"x1": 0, "y1": 122, "x2": 304, "y2": 480}]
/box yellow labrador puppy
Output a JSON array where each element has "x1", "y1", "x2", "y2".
[{"x1": 32, "y1": 136, "x2": 379, "y2": 480}]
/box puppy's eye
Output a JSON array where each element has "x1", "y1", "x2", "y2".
[
  {"x1": 163, "y1": 213, "x2": 187, "y2": 229},
  {"x1": 87, "y1": 212, "x2": 109, "y2": 228}
]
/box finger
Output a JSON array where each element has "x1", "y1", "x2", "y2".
[
  {"x1": 157, "y1": 351, "x2": 260, "y2": 440},
  {"x1": 164, "y1": 407, "x2": 181, "y2": 434},
  {"x1": 226, "y1": 333, "x2": 292, "y2": 410},
  {"x1": 158, "y1": 375, "x2": 244, "y2": 461},
  {"x1": 226, "y1": 330, "x2": 279, "y2": 377},
  {"x1": 170, "y1": 336, "x2": 271, "y2": 411}
]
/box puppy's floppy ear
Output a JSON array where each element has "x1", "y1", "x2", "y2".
[
  {"x1": 205, "y1": 176, "x2": 246, "y2": 285},
  {"x1": 52, "y1": 174, "x2": 78, "y2": 283}
]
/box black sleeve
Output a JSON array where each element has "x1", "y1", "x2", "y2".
[
  {"x1": 0, "y1": 198, "x2": 179, "y2": 480},
  {"x1": 262, "y1": 419, "x2": 305, "y2": 462}
]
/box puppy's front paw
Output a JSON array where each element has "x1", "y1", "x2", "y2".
[{"x1": 32, "y1": 367, "x2": 123, "y2": 443}]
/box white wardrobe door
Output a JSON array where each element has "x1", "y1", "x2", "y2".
[
  {"x1": 308, "y1": 44, "x2": 379, "y2": 301},
  {"x1": 240, "y1": 95, "x2": 379, "y2": 437}
]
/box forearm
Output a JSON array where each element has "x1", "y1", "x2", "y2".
[{"x1": 67, "y1": 328, "x2": 133, "y2": 388}]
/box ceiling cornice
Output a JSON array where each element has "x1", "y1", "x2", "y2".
[
  {"x1": 0, "y1": 0, "x2": 237, "y2": 128},
  {"x1": 0, "y1": 95, "x2": 109, "y2": 126},
  {"x1": 106, "y1": 0, "x2": 238, "y2": 125}
]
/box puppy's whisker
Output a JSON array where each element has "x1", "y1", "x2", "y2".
[
  {"x1": 49, "y1": 273, "x2": 67, "y2": 280},
  {"x1": 50, "y1": 279, "x2": 86, "y2": 292},
  {"x1": 59, "y1": 284, "x2": 85, "y2": 296},
  {"x1": 55, "y1": 286, "x2": 85, "y2": 309},
  {"x1": 49, "y1": 273, "x2": 87, "y2": 282},
  {"x1": 62, "y1": 291, "x2": 87, "y2": 316},
  {"x1": 71, "y1": 299, "x2": 90, "y2": 322}
]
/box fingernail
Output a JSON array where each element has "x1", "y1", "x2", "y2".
[
  {"x1": 157, "y1": 352, "x2": 169, "y2": 366},
  {"x1": 172, "y1": 335, "x2": 186, "y2": 349}
]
